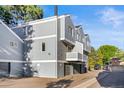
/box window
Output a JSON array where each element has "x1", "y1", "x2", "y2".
[
  {"x1": 10, "y1": 42, "x2": 14, "y2": 46},
  {"x1": 77, "y1": 34, "x2": 79, "y2": 40},
  {"x1": 15, "y1": 43, "x2": 17, "y2": 47},
  {"x1": 68, "y1": 26, "x2": 73, "y2": 36},
  {"x1": 42, "y1": 42, "x2": 45, "y2": 51},
  {"x1": 10, "y1": 42, "x2": 18, "y2": 48}
]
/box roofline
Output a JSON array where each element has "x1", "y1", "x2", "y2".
[
  {"x1": 12, "y1": 14, "x2": 71, "y2": 28},
  {"x1": 85, "y1": 34, "x2": 91, "y2": 42},
  {"x1": 0, "y1": 20, "x2": 24, "y2": 43}
]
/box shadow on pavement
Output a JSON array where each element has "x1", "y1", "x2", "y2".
[
  {"x1": 96, "y1": 71, "x2": 124, "y2": 88},
  {"x1": 46, "y1": 79, "x2": 73, "y2": 88}
]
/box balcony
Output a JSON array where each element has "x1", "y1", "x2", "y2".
[
  {"x1": 66, "y1": 52, "x2": 83, "y2": 62},
  {"x1": 60, "y1": 30, "x2": 75, "y2": 46},
  {"x1": 83, "y1": 54, "x2": 88, "y2": 62}
]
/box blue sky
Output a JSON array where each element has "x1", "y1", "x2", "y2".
[{"x1": 40, "y1": 5, "x2": 124, "y2": 50}]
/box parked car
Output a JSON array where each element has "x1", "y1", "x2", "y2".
[
  {"x1": 103, "y1": 65, "x2": 109, "y2": 70},
  {"x1": 94, "y1": 64, "x2": 101, "y2": 70}
]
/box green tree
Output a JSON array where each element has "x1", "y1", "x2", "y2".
[
  {"x1": 0, "y1": 5, "x2": 43, "y2": 26},
  {"x1": 97, "y1": 45, "x2": 118, "y2": 65},
  {"x1": 115, "y1": 49, "x2": 124, "y2": 61},
  {"x1": 96, "y1": 49, "x2": 104, "y2": 66},
  {"x1": 0, "y1": 6, "x2": 12, "y2": 24},
  {"x1": 88, "y1": 47, "x2": 97, "y2": 70}
]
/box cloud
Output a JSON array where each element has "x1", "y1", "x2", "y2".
[
  {"x1": 99, "y1": 7, "x2": 124, "y2": 28},
  {"x1": 86, "y1": 29, "x2": 124, "y2": 50}
]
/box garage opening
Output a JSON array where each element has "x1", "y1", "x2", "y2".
[
  {"x1": 64, "y1": 63, "x2": 82, "y2": 76},
  {"x1": 0, "y1": 62, "x2": 11, "y2": 77}
]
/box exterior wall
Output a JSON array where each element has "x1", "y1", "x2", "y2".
[
  {"x1": 57, "y1": 16, "x2": 76, "y2": 77},
  {"x1": 75, "y1": 26, "x2": 85, "y2": 43},
  {"x1": 10, "y1": 63, "x2": 24, "y2": 77},
  {"x1": 0, "y1": 21, "x2": 24, "y2": 77},
  {"x1": 29, "y1": 38, "x2": 57, "y2": 60},
  {"x1": 74, "y1": 26, "x2": 87, "y2": 63},
  {"x1": 0, "y1": 21, "x2": 24, "y2": 61},
  {"x1": 33, "y1": 20, "x2": 57, "y2": 37},
  {"x1": 31, "y1": 62, "x2": 57, "y2": 78},
  {"x1": 84, "y1": 34, "x2": 91, "y2": 52},
  {"x1": 57, "y1": 16, "x2": 76, "y2": 61},
  {"x1": 0, "y1": 15, "x2": 91, "y2": 78},
  {"x1": 57, "y1": 62, "x2": 64, "y2": 77},
  {"x1": 57, "y1": 18, "x2": 68, "y2": 61},
  {"x1": 57, "y1": 15, "x2": 88, "y2": 77},
  {"x1": 72, "y1": 41, "x2": 83, "y2": 55},
  {"x1": 27, "y1": 19, "x2": 58, "y2": 77},
  {"x1": 60, "y1": 16, "x2": 75, "y2": 45}
]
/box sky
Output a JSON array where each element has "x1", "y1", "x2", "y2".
[{"x1": 40, "y1": 5, "x2": 124, "y2": 50}]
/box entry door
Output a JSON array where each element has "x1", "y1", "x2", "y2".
[
  {"x1": 8, "y1": 62, "x2": 11, "y2": 74},
  {"x1": 64, "y1": 64, "x2": 73, "y2": 76}
]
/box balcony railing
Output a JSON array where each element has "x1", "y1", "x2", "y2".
[
  {"x1": 83, "y1": 54, "x2": 88, "y2": 62},
  {"x1": 66, "y1": 52, "x2": 82, "y2": 62}
]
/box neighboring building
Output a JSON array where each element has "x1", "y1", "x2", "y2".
[
  {"x1": 0, "y1": 20, "x2": 24, "y2": 77},
  {"x1": 0, "y1": 15, "x2": 91, "y2": 78}
]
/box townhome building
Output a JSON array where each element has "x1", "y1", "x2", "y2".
[
  {"x1": 0, "y1": 20, "x2": 24, "y2": 77},
  {"x1": 0, "y1": 14, "x2": 91, "y2": 78}
]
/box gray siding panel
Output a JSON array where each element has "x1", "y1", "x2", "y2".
[
  {"x1": 32, "y1": 62, "x2": 57, "y2": 78},
  {"x1": 0, "y1": 21, "x2": 24, "y2": 61},
  {"x1": 10, "y1": 63, "x2": 24, "y2": 77},
  {"x1": 33, "y1": 20, "x2": 57, "y2": 37},
  {"x1": 30, "y1": 37, "x2": 57, "y2": 60},
  {"x1": 57, "y1": 62, "x2": 64, "y2": 77}
]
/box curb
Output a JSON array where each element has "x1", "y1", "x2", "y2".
[{"x1": 97, "y1": 72, "x2": 110, "y2": 80}]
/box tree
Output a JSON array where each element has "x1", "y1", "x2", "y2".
[
  {"x1": 96, "y1": 49, "x2": 104, "y2": 66},
  {"x1": 0, "y1": 6, "x2": 13, "y2": 25},
  {"x1": 115, "y1": 49, "x2": 124, "y2": 61},
  {"x1": 97, "y1": 45, "x2": 118, "y2": 65},
  {"x1": 0, "y1": 5, "x2": 43, "y2": 26},
  {"x1": 88, "y1": 47, "x2": 97, "y2": 70}
]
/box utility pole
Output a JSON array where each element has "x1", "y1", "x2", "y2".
[{"x1": 54, "y1": 5, "x2": 58, "y2": 16}]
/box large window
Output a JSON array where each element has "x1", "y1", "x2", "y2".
[{"x1": 42, "y1": 42, "x2": 45, "y2": 51}]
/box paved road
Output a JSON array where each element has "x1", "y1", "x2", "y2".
[
  {"x1": 97, "y1": 71, "x2": 124, "y2": 88},
  {"x1": 75, "y1": 66, "x2": 124, "y2": 88},
  {"x1": 96, "y1": 65, "x2": 124, "y2": 88}
]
